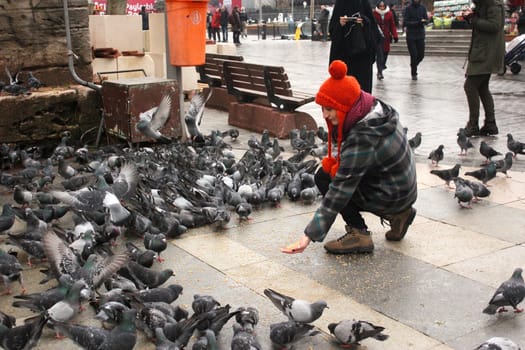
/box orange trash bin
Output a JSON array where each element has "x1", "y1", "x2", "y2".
[{"x1": 165, "y1": 0, "x2": 208, "y2": 66}]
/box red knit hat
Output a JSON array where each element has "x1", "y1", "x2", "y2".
[{"x1": 315, "y1": 60, "x2": 361, "y2": 177}]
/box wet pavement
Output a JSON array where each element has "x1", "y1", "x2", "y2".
[{"x1": 1, "y1": 37, "x2": 525, "y2": 349}]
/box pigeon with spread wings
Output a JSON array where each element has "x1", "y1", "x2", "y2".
[
  {"x1": 184, "y1": 90, "x2": 213, "y2": 144},
  {"x1": 136, "y1": 93, "x2": 173, "y2": 143}
]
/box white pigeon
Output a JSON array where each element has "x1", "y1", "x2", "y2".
[
  {"x1": 136, "y1": 93, "x2": 172, "y2": 143},
  {"x1": 474, "y1": 337, "x2": 521, "y2": 350},
  {"x1": 263, "y1": 288, "x2": 328, "y2": 324}
]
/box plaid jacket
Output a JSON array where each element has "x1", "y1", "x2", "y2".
[{"x1": 304, "y1": 100, "x2": 417, "y2": 242}]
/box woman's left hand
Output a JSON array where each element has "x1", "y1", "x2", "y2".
[{"x1": 281, "y1": 235, "x2": 312, "y2": 254}]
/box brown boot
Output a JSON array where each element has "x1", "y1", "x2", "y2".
[
  {"x1": 384, "y1": 207, "x2": 417, "y2": 241},
  {"x1": 323, "y1": 226, "x2": 374, "y2": 254}
]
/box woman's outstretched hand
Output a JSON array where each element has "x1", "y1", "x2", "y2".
[{"x1": 281, "y1": 235, "x2": 312, "y2": 254}]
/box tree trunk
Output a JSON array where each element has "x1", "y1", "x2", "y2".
[{"x1": 107, "y1": 0, "x2": 127, "y2": 15}]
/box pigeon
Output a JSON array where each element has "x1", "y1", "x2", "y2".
[
  {"x1": 231, "y1": 323, "x2": 262, "y2": 350},
  {"x1": 235, "y1": 306, "x2": 259, "y2": 331},
  {"x1": 136, "y1": 93, "x2": 173, "y2": 143},
  {"x1": 0, "y1": 310, "x2": 15, "y2": 329},
  {"x1": 428, "y1": 145, "x2": 444, "y2": 166},
  {"x1": 506, "y1": 133, "x2": 525, "y2": 158},
  {"x1": 457, "y1": 128, "x2": 474, "y2": 155},
  {"x1": 263, "y1": 288, "x2": 328, "y2": 324},
  {"x1": 0, "y1": 312, "x2": 48, "y2": 350},
  {"x1": 453, "y1": 177, "x2": 474, "y2": 208},
  {"x1": 269, "y1": 321, "x2": 320, "y2": 349},
  {"x1": 465, "y1": 162, "x2": 497, "y2": 185},
  {"x1": 463, "y1": 178, "x2": 491, "y2": 201},
  {"x1": 480, "y1": 141, "x2": 502, "y2": 164},
  {"x1": 0, "y1": 250, "x2": 25, "y2": 298},
  {"x1": 126, "y1": 241, "x2": 157, "y2": 268},
  {"x1": 408, "y1": 132, "x2": 422, "y2": 150},
  {"x1": 134, "y1": 284, "x2": 183, "y2": 304},
  {"x1": 122, "y1": 261, "x2": 174, "y2": 288},
  {"x1": 45, "y1": 279, "x2": 89, "y2": 329},
  {"x1": 155, "y1": 327, "x2": 180, "y2": 350},
  {"x1": 53, "y1": 308, "x2": 137, "y2": 349},
  {"x1": 316, "y1": 126, "x2": 328, "y2": 143},
  {"x1": 474, "y1": 337, "x2": 521, "y2": 350},
  {"x1": 192, "y1": 329, "x2": 217, "y2": 350},
  {"x1": 144, "y1": 232, "x2": 167, "y2": 262},
  {"x1": 0, "y1": 203, "x2": 16, "y2": 233},
  {"x1": 185, "y1": 90, "x2": 212, "y2": 143},
  {"x1": 328, "y1": 319, "x2": 389, "y2": 347},
  {"x1": 430, "y1": 163, "x2": 461, "y2": 188},
  {"x1": 57, "y1": 155, "x2": 77, "y2": 179},
  {"x1": 494, "y1": 152, "x2": 513, "y2": 178},
  {"x1": 12, "y1": 274, "x2": 75, "y2": 312},
  {"x1": 192, "y1": 294, "x2": 220, "y2": 314},
  {"x1": 483, "y1": 267, "x2": 525, "y2": 314},
  {"x1": 27, "y1": 71, "x2": 44, "y2": 89}
]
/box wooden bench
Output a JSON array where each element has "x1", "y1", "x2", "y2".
[
  {"x1": 195, "y1": 53, "x2": 244, "y2": 110},
  {"x1": 221, "y1": 60, "x2": 317, "y2": 138},
  {"x1": 222, "y1": 60, "x2": 315, "y2": 112}
]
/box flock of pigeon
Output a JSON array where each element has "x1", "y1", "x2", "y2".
[
  {"x1": 408, "y1": 127, "x2": 525, "y2": 208},
  {"x1": 0, "y1": 88, "x2": 523, "y2": 349},
  {"x1": 0, "y1": 68, "x2": 43, "y2": 96}
]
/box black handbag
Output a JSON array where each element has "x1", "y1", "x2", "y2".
[{"x1": 344, "y1": 22, "x2": 368, "y2": 56}]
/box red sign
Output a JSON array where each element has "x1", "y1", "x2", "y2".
[{"x1": 92, "y1": 1, "x2": 156, "y2": 15}]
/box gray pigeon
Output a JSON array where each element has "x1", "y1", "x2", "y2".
[
  {"x1": 430, "y1": 163, "x2": 461, "y2": 188},
  {"x1": 428, "y1": 145, "x2": 444, "y2": 166},
  {"x1": 465, "y1": 162, "x2": 497, "y2": 185},
  {"x1": 269, "y1": 321, "x2": 320, "y2": 349},
  {"x1": 0, "y1": 312, "x2": 48, "y2": 350},
  {"x1": 507, "y1": 133, "x2": 525, "y2": 158},
  {"x1": 136, "y1": 93, "x2": 173, "y2": 143},
  {"x1": 453, "y1": 177, "x2": 474, "y2": 208},
  {"x1": 457, "y1": 128, "x2": 474, "y2": 155},
  {"x1": 192, "y1": 294, "x2": 220, "y2": 314},
  {"x1": 480, "y1": 141, "x2": 502, "y2": 164},
  {"x1": 483, "y1": 267, "x2": 525, "y2": 314},
  {"x1": 463, "y1": 178, "x2": 491, "y2": 201},
  {"x1": 231, "y1": 323, "x2": 262, "y2": 350},
  {"x1": 263, "y1": 288, "x2": 328, "y2": 324},
  {"x1": 408, "y1": 132, "x2": 422, "y2": 150},
  {"x1": 234, "y1": 306, "x2": 259, "y2": 331},
  {"x1": 494, "y1": 152, "x2": 513, "y2": 178},
  {"x1": 184, "y1": 90, "x2": 212, "y2": 143},
  {"x1": 0, "y1": 204, "x2": 15, "y2": 233},
  {"x1": 474, "y1": 337, "x2": 521, "y2": 350},
  {"x1": 328, "y1": 319, "x2": 389, "y2": 347}
]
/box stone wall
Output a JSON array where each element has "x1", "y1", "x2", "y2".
[
  {"x1": 0, "y1": 0, "x2": 99, "y2": 145},
  {"x1": 0, "y1": 0, "x2": 93, "y2": 87}
]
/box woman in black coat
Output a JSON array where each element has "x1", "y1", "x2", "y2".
[{"x1": 329, "y1": 0, "x2": 381, "y2": 92}]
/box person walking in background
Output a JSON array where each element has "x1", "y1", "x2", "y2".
[
  {"x1": 517, "y1": 9, "x2": 525, "y2": 35},
  {"x1": 462, "y1": 0, "x2": 505, "y2": 137},
  {"x1": 373, "y1": 1, "x2": 398, "y2": 80},
  {"x1": 319, "y1": 5, "x2": 330, "y2": 41},
  {"x1": 403, "y1": 0, "x2": 428, "y2": 80},
  {"x1": 139, "y1": 6, "x2": 149, "y2": 31},
  {"x1": 212, "y1": 8, "x2": 222, "y2": 43},
  {"x1": 240, "y1": 7, "x2": 248, "y2": 38},
  {"x1": 220, "y1": 6, "x2": 229, "y2": 42},
  {"x1": 390, "y1": 3, "x2": 400, "y2": 30},
  {"x1": 281, "y1": 60, "x2": 417, "y2": 255},
  {"x1": 230, "y1": 6, "x2": 242, "y2": 45},
  {"x1": 328, "y1": 0, "x2": 382, "y2": 93},
  {"x1": 206, "y1": 9, "x2": 213, "y2": 41}
]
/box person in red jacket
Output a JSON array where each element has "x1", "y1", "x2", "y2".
[
  {"x1": 373, "y1": 1, "x2": 399, "y2": 80},
  {"x1": 211, "y1": 8, "x2": 222, "y2": 42}
]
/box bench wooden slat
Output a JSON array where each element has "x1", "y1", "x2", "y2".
[{"x1": 196, "y1": 53, "x2": 244, "y2": 87}]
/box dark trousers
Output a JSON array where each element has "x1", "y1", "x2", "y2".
[
  {"x1": 406, "y1": 38, "x2": 425, "y2": 76},
  {"x1": 233, "y1": 30, "x2": 241, "y2": 44},
  {"x1": 464, "y1": 73, "x2": 495, "y2": 124},
  {"x1": 320, "y1": 22, "x2": 328, "y2": 40},
  {"x1": 342, "y1": 56, "x2": 373, "y2": 93},
  {"x1": 212, "y1": 28, "x2": 221, "y2": 42},
  {"x1": 314, "y1": 167, "x2": 368, "y2": 230},
  {"x1": 376, "y1": 49, "x2": 389, "y2": 73},
  {"x1": 221, "y1": 25, "x2": 228, "y2": 41}
]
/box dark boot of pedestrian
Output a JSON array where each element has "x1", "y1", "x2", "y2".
[
  {"x1": 324, "y1": 226, "x2": 374, "y2": 254},
  {"x1": 377, "y1": 71, "x2": 384, "y2": 80},
  {"x1": 479, "y1": 121, "x2": 499, "y2": 136},
  {"x1": 464, "y1": 121, "x2": 480, "y2": 137},
  {"x1": 383, "y1": 206, "x2": 417, "y2": 241}
]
